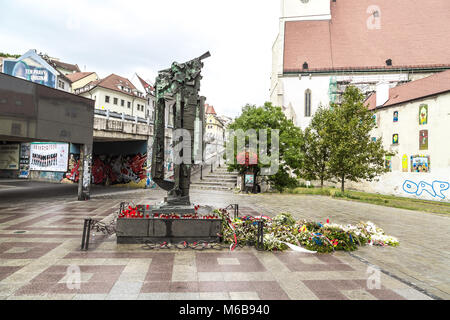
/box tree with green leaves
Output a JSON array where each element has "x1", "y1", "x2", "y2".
[
  {"x1": 300, "y1": 105, "x2": 333, "y2": 188},
  {"x1": 326, "y1": 86, "x2": 391, "y2": 192},
  {"x1": 226, "y1": 102, "x2": 303, "y2": 192}
]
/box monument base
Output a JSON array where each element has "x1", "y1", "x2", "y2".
[{"x1": 116, "y1": 204, "x2": 221, "y2": 244}]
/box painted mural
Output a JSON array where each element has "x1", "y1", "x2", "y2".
[
  {"x1": 384, "y1": 156, "x2": 392, "y2": 172},
  {"x1": 63, "y1": 154, "x2": 81, "y2": 183},
  {"x1": 392, "y1": 134, "x2": 399, "y2": 145},
  {"x1": 393, "y1": 111, "x2": 398, "y2": 122},
  {"x1": 419, "y1": 130, "x2": 428, "y2": 150},
  {"x1": 411, "y1": 155, "x2": 430, "y2": 173},
  {"x1": 419, "y1": 104, "x2": 428, "y2": 125},
  {"x1": 402, "y1": 154, "x2": 408, "y2": 172}
]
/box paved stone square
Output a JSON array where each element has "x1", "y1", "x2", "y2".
[{"x1": 0, "y1": 188, "x2": 447, "y2": 300}]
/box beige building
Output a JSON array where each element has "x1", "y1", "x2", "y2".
[
  {"x1": 353, "y1": 70, "x2": 450, "y2": 202},
  {"x1": 205, "y1": 104, "x2": 225, "y2": 143},
  {"x1": 75, "y1": 73, "x2": 147, "y2": 119},
  {"x1": 66, "y1": 72, "x2": 99, "y2": 92}
]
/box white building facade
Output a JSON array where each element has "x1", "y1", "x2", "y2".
[{"x1": 354, "y1": 71, "x2": 450, "y2": 202}]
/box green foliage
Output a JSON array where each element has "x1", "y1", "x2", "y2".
[
  {"x1": 0, "y1": 52, "x2": 20, "y2": 58},
  {"x1": 306, "y1": 86, "x2": 392, "y2": 192},
  {"x1": 227, "y1": 102, "x2": 303, "y2": 190},
  {"x1": 300, "y1": 106, "x2": 334, "y2": 187}
]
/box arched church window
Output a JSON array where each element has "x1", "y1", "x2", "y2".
[{"x1": 305, "y1": 89, "x2": 312, "y2": 117}]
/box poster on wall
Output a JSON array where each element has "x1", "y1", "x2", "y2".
[
  {"x1": 0, "y1": 144, "x2": 20, "y2": 170},
  {"x1": 245, "y1": 173, "x2": 254, "y2": 187},
  {"x1": 419, "y1": 104, "x2": 428, "y2": 125},
  {"x1": 411, "y1": 155, "x2": 430, "y2": 173},
  {"x1": 30, "y1": 142, "x2": 69, "y2": 172},
  {"x1": 19, "y1": 143, "x2": 31, "y2": 178},
  {"x1": 419, "y1": 130, "x2": 428, "y2": 150}
]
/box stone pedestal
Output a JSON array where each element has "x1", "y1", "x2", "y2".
[{"x1": 116, "y1": 204, "x2": 221, "y2": 244}]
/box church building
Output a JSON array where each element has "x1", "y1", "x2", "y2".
[{"x1": 271, "y1": 0, "x2": 450, "y2": 129}]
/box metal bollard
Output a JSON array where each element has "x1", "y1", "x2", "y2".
[{"x1": 81, "y1": 218, "x2": 93, "y2": 251}]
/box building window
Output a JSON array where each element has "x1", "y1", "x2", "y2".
[
  {"x1": 105, "y1": 96, "x2": 110, "y2": 103},
  {"x1": 121, "y1": 99, "x2": 124, "y2": 107},
  {"x1": 305, "y1": 89, "x2": 312, "y2": 117},
  {"x1": 127, "y1": 101, "x2": 131, "y2": 108},
  {"x1": 113, "y1": 98, "x2": 118, "y2": 105},
  {"x1": 58, "y1": 80, "x2": 65, "y2": 89}
]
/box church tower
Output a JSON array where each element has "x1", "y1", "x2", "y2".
[
  {"x1": 271, "y1": 0, "x2": 331, "y2": 113},
  {"x1": 281, "y1": 0, "x2": 331, "y2": 21}
]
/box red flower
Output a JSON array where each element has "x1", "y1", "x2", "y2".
[{"x1": 326, "y1": 219, "x2": 330, "y2": 224}]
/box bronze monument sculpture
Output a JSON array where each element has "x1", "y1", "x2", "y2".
[
  {"x1": 151, "y1": 51, "x2": 210, "y2": 211},
  {"x1": 115, "y1": 52, "x2": 222, "y2": 244}
]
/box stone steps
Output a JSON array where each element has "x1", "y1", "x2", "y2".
[
  {"x1": 190, "y1": 168, "x2": 238, "y2": 191},
  {"x1": 190, "y1": 184, "x2": 235, "y2": 191}
]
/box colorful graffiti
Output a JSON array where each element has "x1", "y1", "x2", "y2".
[
  {"x1": 419, "y1": 104, "x2": 428, "y2": 125},
  {"x1": 411, "y1": 155, "x2": 430, "y2": 173},
  {"x1": 403, "y1": 180, "x2": 449, "y2": 199},
  {"x1": 91, "y1": 153, "x2": 147, "y2": 185},
  {"x1": 64, "y1": 154, "x2": 81, "y2": 183}
]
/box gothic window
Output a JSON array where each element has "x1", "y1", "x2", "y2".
[{"x1": 305, "y1": 89, "x2": 312, "y2": 117}]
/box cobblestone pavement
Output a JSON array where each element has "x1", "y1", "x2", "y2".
[{"x1": 0, "y1": 188, "x2": 446, "y2": 300}]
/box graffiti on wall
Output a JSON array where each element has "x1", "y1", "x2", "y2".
[
  {"x1": 403, "y1": 180, "x2": 450, "y2": 199},
  {"x1": 64, "y1": 154, "x2": 81, "y2": 183},
  {"x1": 91, "y1": 153, "x2": 147, "y2": 185}
]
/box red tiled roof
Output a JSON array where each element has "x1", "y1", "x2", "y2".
[
  {"x1": 65, "y1": 72, "x2": 95, "y2": 83},
  {"x1": 205, "y1": 104, "x2": 216, "y2": 115},
  {"x1": 284, "y1": 0, "x2": 450, "y2": 72},
  {"x1": 365, "y1": 70, "x2": 450, "y2": 110},
  {"x1": 49, "y1": 59, "x2": 80, "y2": 72},
  {"x1": 136, "y1": 74, "x2": 154, "y2": 92}
]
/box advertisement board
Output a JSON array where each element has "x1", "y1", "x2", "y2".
[
  {"x1": 0, "y1": 144, "x2": 20, "y2": 170},
  {"x1": 19, "y1": 143, "x2": 31, "y2": 178},
  {"x1": 3, "y1": 57, "x2": 56, "y2": 88},
  {"x1": 30, "y1": 142, "x2": 69, "y2": 172}
]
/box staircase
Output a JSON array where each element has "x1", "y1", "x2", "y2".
[{"x1": 190, "y1": 166, "x2": 238, "y2": 191}]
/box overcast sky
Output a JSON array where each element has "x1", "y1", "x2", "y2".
[{"x1": 0, "y1": 0, "x2": 280, "y2": 118}]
